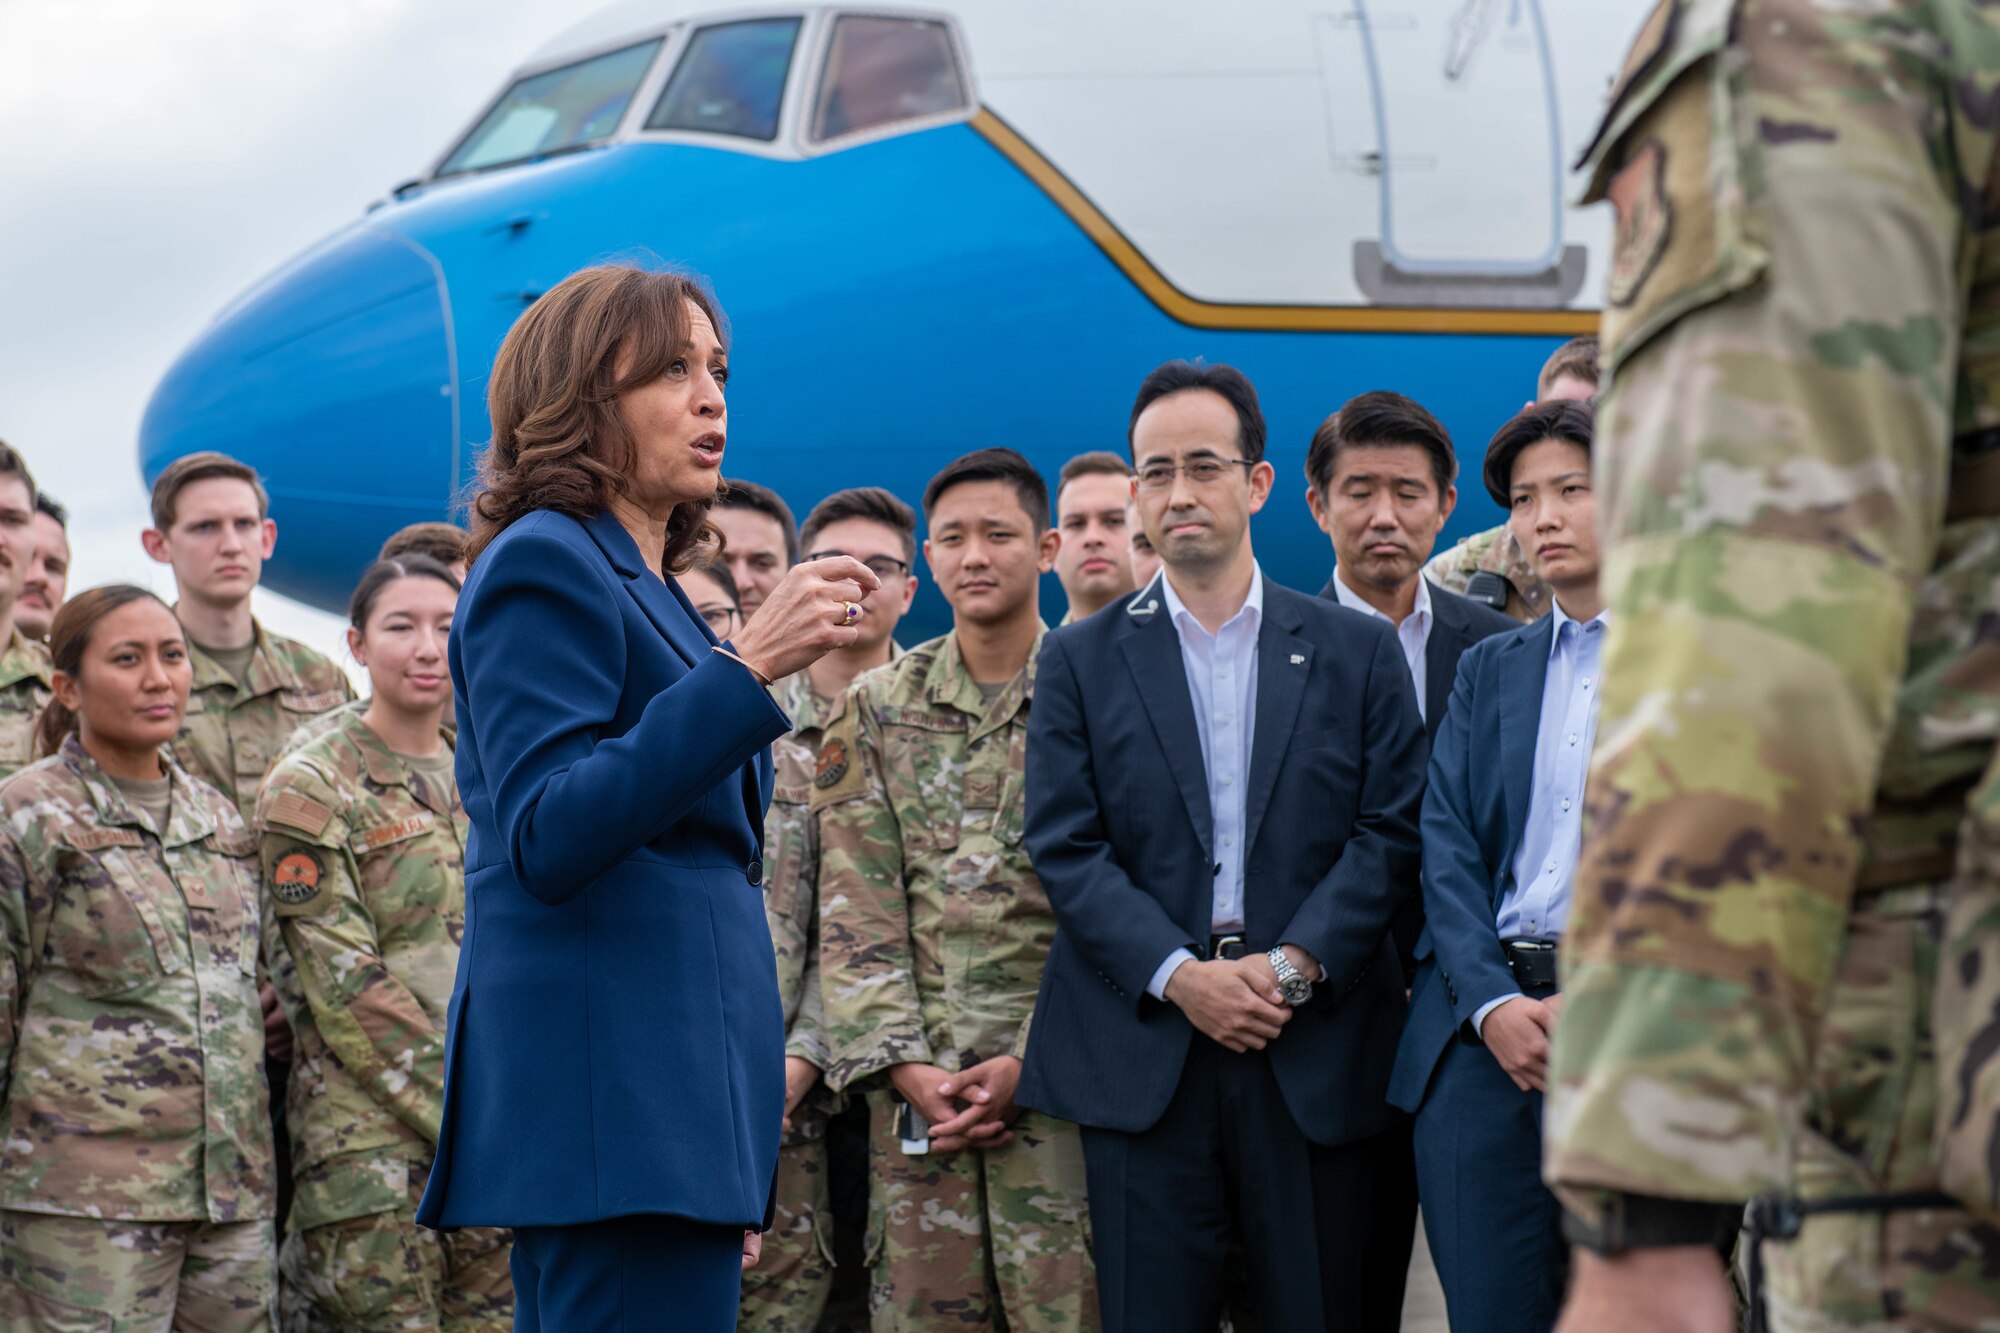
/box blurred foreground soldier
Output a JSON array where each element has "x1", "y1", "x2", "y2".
[
  {"x1": 1548, "y1": 6, "x2": 2000, "y2": 1331},
  {"x1": 1020, "y1": 362, "x2": 1427, "y2": 1333},
  {"x1": 143, "y1": 453, "x2": 355, "y2": 824},
  {"x1": 0, "y1": 586, "x2": 275, "y2": 1329},
  {"x1": 18, "y1": 492, "x2": 69, "y2": 643},
  {"x1": 816, "y1": 449, "x2": 1098, "y2": 1331},
  {"x1": 1054, "y1": 451, "x2": 1136, "y2": 623},
  {"x1": 1423, "y1": 336, "x2": 1596, "y2": 622},
  {"x1": 716, "y1": 478, "x2": 801, "y2": 619},
  {"x1": 1388, "y1": 402, "x2": 1603, "y2": 1333},
  {"x1": 255, "y1": 558, "x2": 512, "y2": 1332},
  {"x1": 733, "y1": 487, "x2": 917, "y2": 1333}
]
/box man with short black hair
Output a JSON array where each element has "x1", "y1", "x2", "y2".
[
  {"x1": 1389, "y1": 400, "x2": 1602, "y2": 1333},
  {"x1": 817, "y1": 449, "x2": 1097, "y2": 1331},
  {"x1": 1054, "y1": 451, "x2": 1137, "y2": 623},
  {"x1": 1306, "y1": 391, "x2": 1516, "y2": 732},
  {"x1": 1022, "y1": 361, "x2": 1428, "y2": 1332},
  {"x1": 741, "y1": 485, "x2": 917, "y2": 1333},
  {"x1": 716, "y1": 478, "x2": 800, "y2": 619},
  {"x1": 18, "y1": 493, "x2": 68, "y2": 644},
  {"x1": 0, "y1": 442, "x2": 51, "y2": 776}
]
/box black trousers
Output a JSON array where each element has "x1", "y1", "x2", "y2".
[{"x1": 1081, "y1": 1037, "x2": 1417, "y2": 1333}]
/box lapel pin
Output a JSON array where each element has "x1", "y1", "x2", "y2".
[{"x1": 1290, "y1": 654, "x2": 1305, "y2": 666}]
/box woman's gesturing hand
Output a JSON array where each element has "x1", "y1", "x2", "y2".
[{"x1": 728, "y1": 556, "x2": 882, "y2": 683}]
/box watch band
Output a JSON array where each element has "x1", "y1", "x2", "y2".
[
  {"x1": 1562, "y1": 1192, "x2": 1742, "y2": 1256},
  {"x1": 1266, "y1": 947, "x2": 1310, "y2": 1006}
]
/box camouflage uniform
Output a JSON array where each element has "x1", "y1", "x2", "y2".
[
  {"x1": 254, "y1": 708, "x2": 511, "y2": 1332},
  {"x1": 742, "y1": 669, "x2": 839, "y2": 1333},
  {"x1": 1422, "y1": 523, "x2": 1548, "y2": 622},
  {"x1": 0, "y1": 735, "x2": 276, "y2": 1329},
  {"x1": 815, "y1": 628, "x2": 1098, "y2": 1333},
  {"x1": 175, "y1": 622, "x2": 355, "y2": 825},
  {"x1": 1547, "y1": 0, "x2": 2000, "y2": 1324},
  {"x1": 283, "y1": 701, "x2": 456, "y2": 761},
  {"x1": 0, "y1": 626, "x2": 51, "y2": 778}
]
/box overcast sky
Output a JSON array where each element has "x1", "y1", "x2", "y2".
[{"x1": 0, "y1": 0, "x2": 576, "y2": 681}]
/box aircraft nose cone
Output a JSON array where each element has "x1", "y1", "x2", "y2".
[{"x1": 140, "y1": 225, "x2": 459, "y2": 611}]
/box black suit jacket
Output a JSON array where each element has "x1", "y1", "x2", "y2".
[
  {"x1": 1316, "y1": 575, "x2": 1519, "y2": 743},
  {"x1": 1318, "y1": 575, "x2": 1518, "y2": 976},
  {"x1": 1017, "y1": 574, "x2": 1428, "y2": 1146}
]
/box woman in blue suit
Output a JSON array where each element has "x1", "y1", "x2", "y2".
[{"x1": 415, "y1": 264, "x2": 878, "y2": 1329}]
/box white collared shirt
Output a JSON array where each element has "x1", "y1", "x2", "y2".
[
  {"x1": 1330, "y1": 571, "x2": 1433, "y2": 723},
  {"x1": 1145, "y1": 564, "x2": 1265, "y2": 999}
]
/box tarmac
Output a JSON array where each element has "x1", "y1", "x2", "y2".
[{"x1": 1402, "y1": 1215, "x2": 1449, "y2": 1332}]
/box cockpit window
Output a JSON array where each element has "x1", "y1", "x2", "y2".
[
  {"x1": 438, "y1": 39, "x2": 664, "y2": 177},
  {"x1": 646, "y1": 18, "x2": 802, "y2": 141},
  {"x1": 810, "y1": 16, "x2": 967, "y2": 143}
]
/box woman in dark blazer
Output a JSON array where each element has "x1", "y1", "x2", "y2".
[{"x1": 415, "y1": 264, "x2": 877, "y2": 1329}]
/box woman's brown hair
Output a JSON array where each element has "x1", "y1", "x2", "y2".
[
  {"x1": 466, "y1": 264, "x2": 729, "y2": 573},
  {"x1": 35, "y1": 585, "x2": 173, "y2": 759}
]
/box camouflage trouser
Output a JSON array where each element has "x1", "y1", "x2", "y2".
[
  {"x1": 862, "y1": 1087, "x2": 1098, "y2": 1332},
  {"x1": 0, "y1": 1209, "x2": 277, "y2": 1332},
  {"x1": 278, "y1": 1157, "x2": 511, "y2": 1332},
  {"x1": 1754, "y1": 885, "x2": 2000, "y2": 1330},
  {"x1": 739, "y1": 1124, "x2": 835, "y2": 1333}
]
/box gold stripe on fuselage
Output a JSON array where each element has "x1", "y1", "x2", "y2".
[{"x1": 967, "y1": 109, "x2": 1601, "y2": 339}]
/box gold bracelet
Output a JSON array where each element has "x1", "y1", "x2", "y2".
[{"x1": 710, "y1": 645, "x2": 772, "y2": 686}]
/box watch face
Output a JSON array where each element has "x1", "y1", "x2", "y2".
[{"x1": 1282, "y1": 975, "x2": 1312, "y2": 1006}]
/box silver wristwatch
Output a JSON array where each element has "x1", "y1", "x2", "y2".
[{"x1": 1267, "y1": 946, "x2": 1312, "y2": 1007}]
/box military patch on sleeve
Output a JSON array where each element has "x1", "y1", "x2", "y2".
[
  {"x1": 271, "y1": 848, "x2": 326, "y2": 907},
  {"x1": 265, "y1": 790, "x2": 334, "y2": 839},
  {"x1": 815, "y1": 740, "x2": 850, "y2": 791},
  {"x1": 1606, "y1": 139, "x2": 1671, "y2": 308}
]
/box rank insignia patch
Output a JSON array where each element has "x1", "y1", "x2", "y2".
[{"x1": 272, "y1": 848, "x2": 325, "y2": 905}]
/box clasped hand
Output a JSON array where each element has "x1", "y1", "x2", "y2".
[
  {"x1": 889, "y1": 1056, "x2": 1023, "y2": 1152},
  {"x1": 1482, "y1": 992, "x2": 1564, "y2": 1093},
  {"x1": 1164, "y1": 954, "x2": 1303, "y2": 1053}
]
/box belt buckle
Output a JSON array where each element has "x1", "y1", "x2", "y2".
[{"x1": 1210, "y1": 933, "x2": 1246, "y2": 961}]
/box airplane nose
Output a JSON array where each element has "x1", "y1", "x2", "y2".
[{"x1": 139, "y1": 224, "x2": 458, "y2": 612}]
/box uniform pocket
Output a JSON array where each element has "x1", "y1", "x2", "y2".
[
  {"x1": 50, "y1": 849, "x2": 186, "y2": 996},
  {"x1": 1578, "y1": 0, "x2": 1766, "y2": 376}
]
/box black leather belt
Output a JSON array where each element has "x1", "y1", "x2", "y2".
[
  {"x1": 1206, "y1": 933, "x2": 1249, "y2": 960},
  {"x1": 1501, "y1": 937, "x2": 1560, "y2": 991}
]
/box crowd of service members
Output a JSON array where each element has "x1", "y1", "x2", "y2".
[{"x1": 0, "y1": 333, "x2": 1596, "y2": 1332}]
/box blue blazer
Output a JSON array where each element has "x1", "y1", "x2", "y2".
[
  {"x1": 416, "y1": 508, "x2": 792, "y2": 1230},
  {"x1": 1017, "y1": 576, "x2": 1429, "y2": 1145},
  {"x1": 1386, "y1": 613, "x2": 1556, "y2": 1114}
]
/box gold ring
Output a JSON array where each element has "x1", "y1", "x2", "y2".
[{"x1": 843, "y1": 601, "x2": 861, "y2": 624}]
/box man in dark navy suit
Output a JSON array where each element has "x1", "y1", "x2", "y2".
[
  {"x1": 1019, "y1": 361, "x2": 1429, "y2": 1333},
  {"x1": 1305, "y1": 389, "x2": 1518, "y2": 1307},
  {"x1": 1386, "y1": 400, "x2": 1603, "y2": 1333}
]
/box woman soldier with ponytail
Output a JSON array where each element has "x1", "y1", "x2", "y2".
[
  {"x1": 0, "y1": 585, "x2": 277, "y2": 1328},
  {"x1": 252, "y1": 556, "x2": 512, "y2": 1331}
]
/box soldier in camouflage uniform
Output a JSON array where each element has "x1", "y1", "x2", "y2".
[
  {"x1": 816, "y1": 450, "x2": 1096, "y2": 1332},
  {"x1": 0, "y1": 441, "x2": 52, "y2": 776},
  {"x1": 0, "y1": 586, "x2": 276, "y2": 1330},
  {"x1": 1422, "y1": 337, "x2": 1597, "y2": 625},
  {"x1": 1546, "y1": 2, "x2": 2000, "y2": 1329},
  {"x1": 717, "y1": 487, "x2": 919, "y2": 1333},
  {"x1": 140, "y1": 453, "x2": 355, "y2": 823},
  {"x1": 255, "y1": 558, "x2": 511, "y2": 1331}
]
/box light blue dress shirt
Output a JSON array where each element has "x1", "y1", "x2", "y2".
[
  {"x1": 1144, "y1": 566, "x2": 1265, "y2": 1000},
  {"x1": 1473, "y1": 599, "x2": 1608, "y2": 1033}
]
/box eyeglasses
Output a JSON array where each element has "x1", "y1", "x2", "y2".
[
  {"x1": 804, "y1": 551, "x2": 910, "y2": 581},
  {"x1": 698, "y1": 605, "x2": 744, "y2": 635},
  {"x1": 1134, "y1": 457, "x2": 1257, "y2": 492}
]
